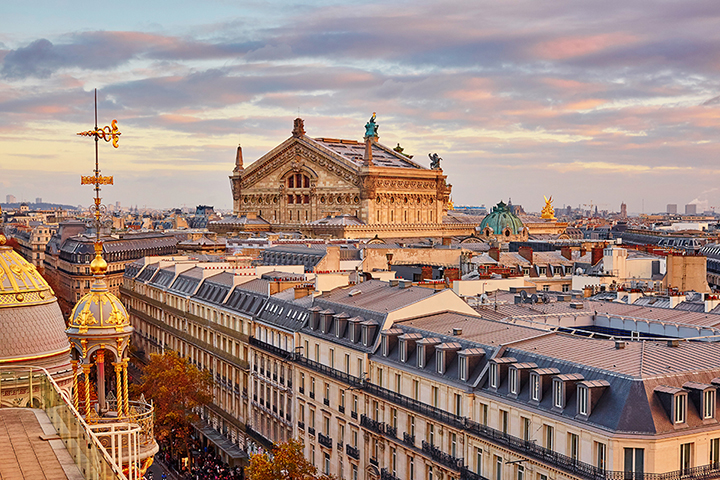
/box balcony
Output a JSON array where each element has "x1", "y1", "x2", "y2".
[
  {"x1": 460, "y1": 468, "x2": 490, "y2": 480},
  {"x1": 337, "y1": 441, "x2": 344, "y2": 450},
  {"x1": 299, "y1": 386, "x2": 305, "y2": 394},
  {"x1": 298, "y1": 421, "x2": 305, "y2": 430},
  {"x1": 339, "y1": 406, "x2": 345, "y2": 414},
  {"x1": 422, "y1": 441, "x2": 464, "y2": 471},
  {"x1": 386, "y1": 425, "x2": 397, "y2": 438},
  {"x1": 351, "y1": 411, "x2": 358, "y2": 420},
  {"x1": 309, "y1": 391, "x2": 315, "y2": 399},
  {"x1": 308, "y1": 427, "x2": 315, "y2": 436},
  {"x1": 346, "y1": 444, "x2": 360, "y2": 460},
  {"x1": 318, "y1": 433, "x2": 333, "y2": 449},
  {"x1": 323, "y1": 398, "x2": 330, "y2": 406},
  {"x1": 360, "y1": 414, "x2": 385, "y2": 435},
  {"x1": 381, "y1": 468, "x2": 401, "y2": 480},
  {"x1": 403, "y1": 432, "x2": 415, "y2": 447},
  {"x1": 370, "y1": 457, "x2": 379, "y2": 467}
]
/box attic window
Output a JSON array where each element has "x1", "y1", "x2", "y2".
[
  {"x1": 704, "y1": 390, "x2": 716, "y2": 419},
  {"x1": 489, "y1": 363, "x2": 498, "y2": 389},
  {"x1": 509, "y1": 368, "x2": 518, "y2": 395},
  {"x1": 362, "y1": 325, "x2": 369, "y2": 346},
  {"x1": 382, "y1": 336, "x2": 389, "y2": 357},
  {"x1": 675, "y1": 394, "x2": 687, "y2": 424},
  {"x1": 459, "y1": 356, "x2": 468, "y2": 381},
  {"x1": 553, "y1": 379, "x2": 564, "y2": 409},
  {"x1": 530, "y1": 374, "x2": 540, "y2": 402},
  {"x1": 400, "y1": 340, "x2": 407, "y2": 363},
  {"x1": 578, "y1": 386, "x2": 589, "y2": 416},
  {"x1": 418, "y1": 345, "x2": 425, "y2": 368},
  {"x1": 437, "y1": 350, "x2": 445, "y2": 375}
]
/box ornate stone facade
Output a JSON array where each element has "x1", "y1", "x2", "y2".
[{"x1": 230, "y1": 118, "x2": 452, "y2": 226}]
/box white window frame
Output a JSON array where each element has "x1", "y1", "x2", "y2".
[
  {"x1": 553, "y1": 379, "x2": 564, "y2": 409},
  {"x1": 437, "y1": 350, "x2": 445, "y2": 374},
  {"x1": 489, "y1": 362, "x2": 498, "y2": 389},
  {"x1": 578, "y1": 386, "x2": 589, "y2": 416},
  {"x1": 675, "y1": 393, "x2": 687, "y2": 424},
  {"x1": 704, "y1": 390, "x2": 716, "y2": 419},
  {"x1": 459, "y1": 355, "x2": 468, "y2": 381},
  {"x1": 530, "y1": 373, "x2": 540, "y2": 402},
  {"x1": 400, "y1": 340, "x2": 407, "y2": 362},
  {"x1": 418, "y1": 345, "x2": 425, "y2": 368},
  {"x1": 509, "y1": 367, "x2": 518, "y2": 394}
]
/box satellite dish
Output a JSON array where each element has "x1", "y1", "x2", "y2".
[
  {"x1": 520, "y1": 290, "x2": 528, "y2": 302},
  {"x1": 530, "y1": 293, "x2": 538, "y2": 304}
]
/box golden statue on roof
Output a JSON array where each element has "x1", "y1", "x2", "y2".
[{"x1": 541, "y1": 195, "x2": 556, "y2": 220}]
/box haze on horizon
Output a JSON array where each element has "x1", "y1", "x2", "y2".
[{"x1": 1, "y1": 0, "x2": 719, "y2": 214}]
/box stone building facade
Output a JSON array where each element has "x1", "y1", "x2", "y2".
[{"x1": 230, "y1": 117, "x2": 452, "y2": 227}]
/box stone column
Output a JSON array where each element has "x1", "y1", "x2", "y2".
[{"x1": 96, "y1": 351, "x2": 105, "y2": 411}]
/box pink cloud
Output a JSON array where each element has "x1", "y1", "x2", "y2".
[{"x1": 533, "y1": 33, "x2": 639, "y2": 60}]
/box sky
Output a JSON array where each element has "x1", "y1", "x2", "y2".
[{"x1": 1, "y1": 1, "x2": 719, "y2": 214}]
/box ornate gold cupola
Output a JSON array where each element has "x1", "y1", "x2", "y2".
[{"x1": 64, "y1": 90, "x2": 157, "y2": 478}]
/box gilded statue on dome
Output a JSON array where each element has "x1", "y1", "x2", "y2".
[{"x1": 541, "y1": 195, "x2": 556, "y2": 220}]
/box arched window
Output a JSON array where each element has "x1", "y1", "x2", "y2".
[{"x1": 286, "y1": 173, "x2": 311, "y2": 203}]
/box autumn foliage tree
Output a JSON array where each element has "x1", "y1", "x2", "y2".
[
  {"x1": 133, "y1": 350, "x2": 213, "y2": 456},
  {"x1": 246, "y1": 439, "x2": 335, "y2": 480}
]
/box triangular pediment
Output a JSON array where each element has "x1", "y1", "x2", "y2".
[{"x1": 239, "y1": 136, "x2": 362, "y2": 190}]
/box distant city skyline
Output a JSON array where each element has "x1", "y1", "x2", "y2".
[{"x1": 1, "y1": 1, "x2": 719, "y2": 213}]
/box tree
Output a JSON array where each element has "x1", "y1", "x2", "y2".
[
  {"x1": 246, "y1": 439, "x2": 336, "y2": 480},
  {"x1": 132, "y1": 350, "x2": 213, "y2": 457}
]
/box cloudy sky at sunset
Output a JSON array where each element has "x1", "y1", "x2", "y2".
[{"x1": 1, "y1": 0, "x2": 719, "y2": 214}]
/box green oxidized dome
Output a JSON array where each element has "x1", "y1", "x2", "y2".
[{"x1": 478, "y1": 201, "x2": 524, "y2": 235}]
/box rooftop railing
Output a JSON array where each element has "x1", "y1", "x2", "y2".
[{"x1": 0, "y1": 366, "x2": 129, "y2": 480}]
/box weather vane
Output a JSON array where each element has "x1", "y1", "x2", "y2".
[{"x1": 77, "y1": 88, "x2": 121, "y2": 252}]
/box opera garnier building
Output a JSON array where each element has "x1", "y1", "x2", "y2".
[{"x1": 224, "y1": 115, "x2": 475, "y2": 239}]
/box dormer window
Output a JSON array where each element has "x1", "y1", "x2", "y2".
[
  {"x1": 578, "y1": 386, "x2": 589, "y2": 416},
  {"x1": 437, "y1": 350, "x2": 445, "y2": 374},
  {"x1": 675, "y1": 393, "x2": 687, "y2": 424},
  {"x1": 530, "y1": 374, "x2": 540, "y2": 402},
  {"x1": 400, "y1": 340, "x2": 407, "y2": 362},
  {"x1": 704, "y1": 390, "x2": 716, "y2": 419},
  {"x1": 362, "y1": 325, "x2": 369, "y2": 346},
  {"x1": 509, "y1": 368, "x2": 518, "y2": 395},
  {"x1": 489, "y1": 363, "x2": 498, "y2": 389},
  {"x1": 553, "y1": 379, "x2": 564, "y2": 409},
  {"x1": 459, "y1": 356, "x2": 468, "y2": 381},
  {"x1": 382, "y1": 336, "x2": 389, "y2": 357},
  {"x1": 418, "y1": 345, "x2": 426, "y2": 368}
]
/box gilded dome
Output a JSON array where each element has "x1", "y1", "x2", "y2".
[
  {"x1": 67, "y1": 278, "x2": 131, "y2": 334},
  {"x1": 0, "y1": 240, "x2": 54, "y2": 308},
  {"x1": 478, "y1": 201, "x2": 525, "y2": 236},
  {"x1": 0, "y1": 242, "x2": 71, "y2": 367}
]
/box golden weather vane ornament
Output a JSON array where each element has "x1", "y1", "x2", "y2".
[{"x1": 76, "y1": 89, "x2": 121, "y2": 253}]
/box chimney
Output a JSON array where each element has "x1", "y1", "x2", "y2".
[
  {"x1": 591, "y1": 247, "x2": 603, "y2": 266},
  {"x1": 705, "y1": 294, "x2": 720, "y2": 312},
  {"x1": 519, "y1": 246, "x2": 533, "y2": 264},
  {"x1": 615, "y1": 340, "x2": 626, "y2": 349},
  {"x1": 234, "y1": 145, "x2": 244, "y2": 172},
  {"x1": 560, "y1": 246, "x2": 572, "y2": 261},
  {"x1": 489, "y1": 247, "x2": 500, "y2": 262}
]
